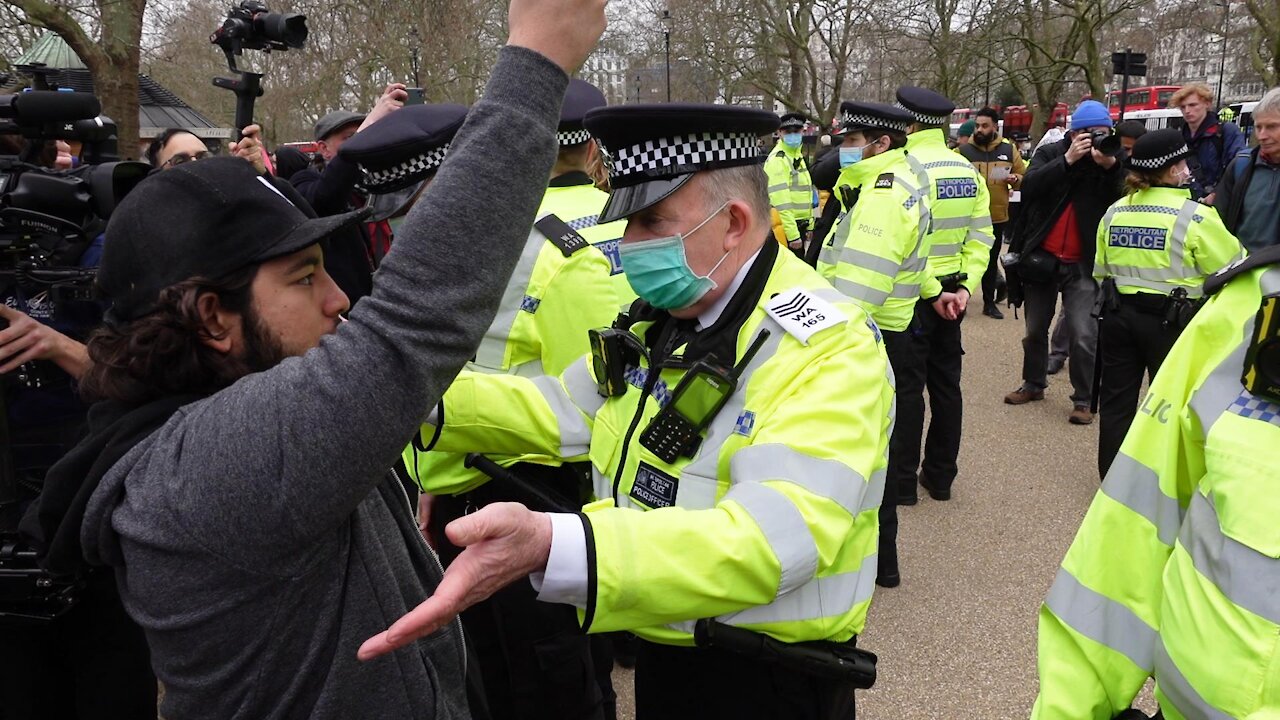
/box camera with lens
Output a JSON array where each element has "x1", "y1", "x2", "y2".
[
  {"x1": 210, "y1": 0, "x2": 307, "y2": 57},
  {"x1": 0, "y1": 72, "x2": 148, "y2": 624},
  {"x1": 1089, "y1": 128, "x2": 1121, "y2": 156},
  {"x1": 211, "y1": 1, "x2": 308, "y2": 136}
]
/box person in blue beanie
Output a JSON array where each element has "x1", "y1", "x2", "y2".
[{"x1": 1002, "y1": 100, "x2": 1127, "y2": 425}]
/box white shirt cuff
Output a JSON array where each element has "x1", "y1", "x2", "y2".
[{"x1": 528, "y1": 512, "x2": 589, "y2": 607}]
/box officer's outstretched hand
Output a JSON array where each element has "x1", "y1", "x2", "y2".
[
  {"x1": 357, "y1": 502, "x2": 552, "y2": 661},
  {"x1": 506, "y1": 0, "x2": 607, "y2": 73}
]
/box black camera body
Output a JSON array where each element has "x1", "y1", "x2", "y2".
[
  {"x1": 0, "y1": 77, "x2": 146, "y2": 624},
  {"x1": 1089, "y1": 127, "x2": 1122, "y2": 156},
  {"x1": 210, "y1": 0, "x2": 307, "y2": 58}
]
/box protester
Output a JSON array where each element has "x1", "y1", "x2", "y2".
[
  {"x1": 1215, "y1": 85, "x2": 1280, "y2": 251},
  {"x1": 1004, "y1": 100, "x2": 1125, "y2": 425},
  {"x1": 1171, "y1": 83, "x2": 1245, "y2": 203},
  {"x1": 39, "y1": 3, "x2": 607, "y2": 717},
  {"x1": 959, "y1": 107, "x2": 1025, "y2": 319}
]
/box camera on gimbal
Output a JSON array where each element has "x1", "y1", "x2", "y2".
[{"x1": 211, "y1": 1, "x2": 308, "y2": 137}]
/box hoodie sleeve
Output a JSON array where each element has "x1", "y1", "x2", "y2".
[{"x1": 170, "y1": 47, "x2": 571, "y2": 559}]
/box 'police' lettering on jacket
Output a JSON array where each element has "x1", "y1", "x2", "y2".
[
  {"x1": 1108, "y1": 226, "x2": 1167, "y2": 251},
  {"x1": 936, "y1": 178, "x2": 978, "y2": 200}
]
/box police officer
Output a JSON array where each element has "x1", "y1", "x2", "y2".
[
  {"x1": 1092, "y1": 128, "x2": 1244, "y2": 478},
  {"x1": 367, "y1": 103, "x2": 892, "y2": 720},
  {"x1": 765, "y1": 112, "x2": 815, "y2": 255},
  {"x1": 544, "y1": 79, "x2": 633, "y2": 308},
  {"x1": 1032, "y1": 200, "x2": 1280, "y2": 720},
  {"x1": 817, "y1": 101, "x2": 958, "y2": 587},
  {"x1": 348, "y1": 96, "x2": 620, "y2": 719},
  {"x1": 894, "y1": 86, "x2": 995, "y2": 504}
]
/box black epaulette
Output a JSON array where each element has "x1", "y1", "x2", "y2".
[
  {"x1": 1204, "y1": 245, "x2": 1280, "y2": 296},
  {"x1": 534, "y1": 214, "x2": 591, "y2": 258},
  {"x1": 874, "y1": 173, "x2": 895, "y2": 190}
]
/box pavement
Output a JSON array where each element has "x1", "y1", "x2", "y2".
[{"x1": 610, "y1": 296, "x2": 1161, "y2": 719}]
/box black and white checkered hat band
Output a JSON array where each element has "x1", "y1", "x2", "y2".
[
  {"x1": 362, "y1": 144, "x2": 450, "y2": 191},
  {"x1": 599, "y1": 132, "x2": 764, "y2": 183},
  {"x1": 1131, "y1": 145, "x2": 1189, "y2": 170},
  {"x1": 558, "y1": 129, "x2": 592, "y2": 146},
  {"x1": 841, "y1": 112, "x2": 909, "y2": 134},
  {"x1": 893, "y1": 103, "x2": 949, "y2": 126}
]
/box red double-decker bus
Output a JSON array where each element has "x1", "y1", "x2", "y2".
[{"x1": 1107, "y1": 85, "x2": 1180, "y2": 120}]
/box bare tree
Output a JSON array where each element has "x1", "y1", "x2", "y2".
[
  {"x1": 1245, "y1": 0, "x2": 1279, "y2": 84},
  {"x1": 3, "y1": 0, "x2": 147, "y2": 157}
]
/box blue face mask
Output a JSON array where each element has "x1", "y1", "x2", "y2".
[
  {"x1": 619, "y1": 202, "x2": 731, "y2": 310},
  {"x1": 839, "y1": 145, "x2": 865, "y2": 167},
  {"x1": 782, "y1": 132, "x2": 803, "y2": 148}
]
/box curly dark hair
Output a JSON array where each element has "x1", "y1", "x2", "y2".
[{"x1": 79, "y1": 265, "x2": 261, "y2": 405}]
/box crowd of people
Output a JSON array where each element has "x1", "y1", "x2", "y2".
[{"x1": 2, "y1": 0, "x2": 1280, "y2": 716}]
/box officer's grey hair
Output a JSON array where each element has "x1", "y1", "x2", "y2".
[
  {"x1": 1257, "y1": 87, "x2": 1280, "y2": 120},
  {"x1": 695, "y1": 165, "x2": 772, "y2": 222}
]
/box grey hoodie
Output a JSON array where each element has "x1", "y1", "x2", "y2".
[{"x1": 81, "y1": 47, "x2": 567, "y2": 720}]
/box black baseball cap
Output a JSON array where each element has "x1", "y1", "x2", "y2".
[{"x1": 98, "y1": 156, "x2": 366, "y2": 324}]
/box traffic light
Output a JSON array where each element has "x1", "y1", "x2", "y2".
[{"x1": 1111, "y1": 51, "x2": 1147, "y2": 77}]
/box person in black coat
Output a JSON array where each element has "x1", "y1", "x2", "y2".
[{"x1": 1003, "y1": 100, "x2": 1126, "y2": 425}]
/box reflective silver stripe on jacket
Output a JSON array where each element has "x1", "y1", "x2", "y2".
[
  {"x1": 838, "y1": 248, "x2": 902, "y2": 278},
  {"x1": 730, "y1": 443, "x2": 879, "y2": 520},
  {"x1": 1101, "y1": 451, "x2": 1183, "y2": 547},
  {"x1": 530, "y1": 374, "x2": 592, "y2": 457},
  {"x1": 1102, "y1": 200, "x2": 1204, "y2": 295},
  {"x1": 562, "y1": 356, "x2": 607, "y2": 421},
  {"x1": 724, "y1": 480, "x2": 819, "y2": 596},
  {"x1": 475, "y1": 227, "x2": 545, "y2": 369},
  {"x1": 833, "y1": 277, "x2": 891, "y2": 306},
  {"x1": 1153, "y1": 642, "x2": 1233, "y2": 719},
  {"x1": 1043, "y1": 566, "x2": 1156, "y2": 671},
  {"x1": 1180, "y1": 490, "x2": 1280, "y2": 625}
]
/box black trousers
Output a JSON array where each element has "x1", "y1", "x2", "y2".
[
  {"x1": 0, "y1": 571, "x2": 156, "y2": 720},
  {"x1": 911, "y1": 302, "x2": 964, "y2": 494},
  {"x1": 634, "y1": 639, "x2": 856, "y2": 719},
  {"x1": 431, "y1": 470, "x2": 614, "y2": 720},
  {"x1": 1097, "y1": 300, "x2": 1180, "y2": 479},
  {"x1": 880, "y1": 329, "x2": 925, "y2": 579},
  {"x1": 981, "y1": 222, "x2": 1006, "y2": 306}
]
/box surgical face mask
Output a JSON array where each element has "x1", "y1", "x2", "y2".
[
  {"x1": 618, "y1": 202, "x2": 731, "y2": 310},
  {"x1": 782, "y1": 132, "x2": 803, "y2": 148},
  {"x1": 1172, "y1": 166, "x2": 1193, "y2": 187},
  {"x1": 839, "y1": 145, "x2": 865, "y2": 167}
]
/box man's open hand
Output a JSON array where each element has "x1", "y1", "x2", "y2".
[{"x1": 358, "y1": 502, "x2": 552, "y2": 661}]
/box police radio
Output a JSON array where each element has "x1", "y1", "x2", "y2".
[
  {"x1": 1243, "y1": 295, "x2": 1280, "y2": 401},
  {"x1": 639, "y1": 329, "x2": 771, "y2": 463}
]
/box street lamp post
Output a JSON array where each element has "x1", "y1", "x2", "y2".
[
  {"x1": 408, "y1": 28, "x2": 421, "y2": 88},
  {"x1": 662, "y1": 9, "x2": 673, "y2": 102},
  {"x1": 1216, "y1": 0, "x2": 1229, "y2": 108}
]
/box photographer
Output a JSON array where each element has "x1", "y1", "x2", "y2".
[
  {"x1": 1003, "y1": 100, "x2": 1125, "y2": 426},
  {"x1": 0, "y1": 132, "x2": 156, "y2": 718},
  {"x1": 52, "y1": 3, "x2": 604, "y2": 719},
  {"x1": 292, "y1": 85, "x2": 408, "y2": 266}
]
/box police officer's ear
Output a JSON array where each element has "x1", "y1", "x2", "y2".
[{"x1": 721, "y1": 199, "x2": 755, "y2": 252}]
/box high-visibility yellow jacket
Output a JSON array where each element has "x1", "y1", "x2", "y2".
[
  {"x1": 764, "y1": 141, "x2": 814, "y2": 243},
  {"x1": 416, "y1": 243, "x2": 892, "y2": 646},
  {"x1": 542, "y1": 173, "x2": 634, "y2": 308},
  {"x1": 1033, "y1": 260, "x2": 1280, "y2": 719},
  {"x1": 403, "y1": 177, "x2": 620, "y2": 495},
  {"x1": 1093, "y1": 186, "x2": 1245, "y2": 298},
  {"x1": 816, "y1": 147, "x2": 938, "y2": 332},
  {"x1": 905, "y1": 128, "x2": 995, "y2": 292}
]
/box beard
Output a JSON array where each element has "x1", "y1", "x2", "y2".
[
  {"x1": 973, "y1": 131, "x2": 994, "y2": 145},
  {"x1": 240, "y1": 304, "x2": 289, "y2": 374}
]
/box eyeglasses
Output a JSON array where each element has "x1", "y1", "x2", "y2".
[{"x1": 162, "y1": 150, "x2": 211, "y2": 168}]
